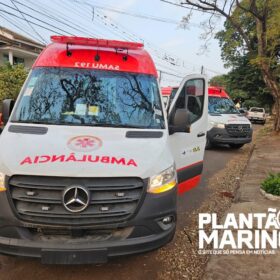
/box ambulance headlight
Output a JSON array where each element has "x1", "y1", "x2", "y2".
[
  {"x1": 210, "y1": 121, "x2": 225, "y2": 129},
  {"x1": 148, "y1": 164, "x2": 177, "y2": 194},
  {"x1": 0, "y1": 172, "x2": 6, "y2": 192}
]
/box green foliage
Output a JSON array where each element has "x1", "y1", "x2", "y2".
[
  {"x1": 226, "y1": 57, "x2": 273, "y2": 111},
  {"x1": 261, "y1": 173, "x2": 280, "y2": 196},
  {"x1": 214, "y1": 0, "x2": 280, "y2": 114},
  {"x1": 0, "y1": 63, "x2": 28, "y2": 102},
  {"x1": 229, "y1": 89, "x2": 249, "y2": 101},
  {"x1": 214, "y1": 3, "x2": 275, "y2": 112},
  {"x1": 210, "y1": 57, "x2": 273, "y2": 111},
  {"x1": 179, "y1": 0, "x2": 280, "y2": 130},
  {"x1": 215, "y1": 8, "x2": 257, "y2": 69},
  {"x1": 265, "y1": 0, "x2": 280, "y2": 74},
  {"x1": 215, "y1": 0, "x2": 280, "y2": 70},
  {"x1": 209, "y1": 75, "x2": 228, "y2": 88}
]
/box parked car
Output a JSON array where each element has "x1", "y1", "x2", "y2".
[{"x1": 247, "y1": 107, "x2": 266, "y2": 124}]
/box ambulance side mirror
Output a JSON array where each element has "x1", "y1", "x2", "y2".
[
  {"x1": 169, "y1": 109, "x2": 191, "y2": 134},
  {"x1": 2, "y1": 99, "x2": 15, "y2": 125}
]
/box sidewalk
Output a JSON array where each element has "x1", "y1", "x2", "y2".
[{"x1": 203, "y1": 127, "x2": 280, "y2": 280}]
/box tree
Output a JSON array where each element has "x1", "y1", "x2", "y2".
[
  {"x1": 209, "y1": 74, "x2": 228, "y2": 87},
  {"x1": 209, "y1": 56, "x2": 274, "y2": 111},
  {"x1": 166, "y1": 0, "x2": 280, "y2": 131},
  {"x1": 0, "y1": 63, "x2": 28, "y2": 103},
  {"x1": 226, "y1": 57, "x2": 273, "y2": 110}
]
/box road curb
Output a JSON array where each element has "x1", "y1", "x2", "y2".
[
  {"x1": 233, "y1": 142, "x2": 256, "y2": 203},
  {"x1": 260, "y1": 188, "x2": 280, "y2": 201}
]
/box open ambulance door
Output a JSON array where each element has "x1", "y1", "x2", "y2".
[{"x1": 168, "y1": 74, "x2": 208, "y2": 194}]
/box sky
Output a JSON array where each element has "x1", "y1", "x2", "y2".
[{"x1": 0, "y1": 0, "x2": 228, "y2": 86}]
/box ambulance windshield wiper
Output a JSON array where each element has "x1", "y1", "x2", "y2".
[
  {"x1": 89, "y1": 123, "x2": 148, "y2": 129},
  {"x1": 54, "y1": 121, "x2": 148, "y2": 129},
  {"x1": 14, "y1": 120, "x2": 157, "y2": 129},
  {"x1": 93, "y1": 123, "x2": 164, "y2": 129},
  {"x1": 13, "y1": 120, "x2": 54, "y2": 125}
]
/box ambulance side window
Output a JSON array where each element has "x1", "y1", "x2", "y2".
[
  {"x1": 174, "y1": 90, "x2": 185, "y2": 109},
  {"x1": 173, "y1": 79, "x2": 204, "y2": 124}
]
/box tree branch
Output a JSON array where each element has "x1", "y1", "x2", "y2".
[
  {"x1": 182, "y1": 0, "x2": 252, "y2": 50},
  {"x1": 236, "y1": 0, "x2": 263, "y2": 20},
  {"x1": 228, "y1": 0, "x2": 235, "y2": 15}
]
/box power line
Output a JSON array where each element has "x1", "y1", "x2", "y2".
[
  {"x1": 71, "y1": 1, "x2": 203, "y2": 72},
  {"x1": 0, "y1": 11, "x2": 45, "y2": 43},
  {"x1": 61, "y1": 0, "x2": 138, "y2": 41},
  {"x1": 68, "y1": 0, "x2": 177, "y2": 64},
  {"x1": 12, "y1": 0, "x2": 98, "y2": 38},
  {"x1": 9, "y1": 0, "x2": 47, "y2": 43},
  {"x1": 77, "y1": 2, "x2": 180, "y2": 24},
  {"x1": 14, "y1": 0, "x2": 107, "y2": 38},
  {"x1": 61, "y1": 0, "x2": 186, "y2": 76},
  {"x1": 65, "y1": 0, "x2": 186, "y2": 73},
  {"x1": 50, "y1": 0, "x2": 106, "y2": 37},
  {"x1": 60, "y1": 0, "x2": 140, "y2": 41},
  {"x1": 158, "y1": 69, "x2": 184, "y2": 78},
  {"x1": 20, "y1": 0, "x2": 120, "y2": 40},
  {"x1": 0, "y1": 8, "x2": 66, "y2": 34},
  {"x1": 0, "y1": 0, "x2": 223, "y2": 77},
  {"x1": 59, "y1": 1, "x2": 224, "y2": 76},
  {"x1": 0, "y1": 2, "x2": 74, "y2": 35},
  {"x1": 160, "y1": 0, "x2": 217, "y2": 15},
  {"x1": 89, "y1": 5, "x2": 206, "y2": 75},
  {"x1": 50, "y1": 0, "x2": 109, "y2": 38}
]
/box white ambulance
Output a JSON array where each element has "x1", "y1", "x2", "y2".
[{"x1": 0, "y1": 36, "x2": 208, "y2": 264}]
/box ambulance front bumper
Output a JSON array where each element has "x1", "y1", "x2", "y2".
[
  {"x1": 207, "y1": 127, "x2": 252, "y2": 145},
  {"x1": 0, "y1": 184, "x2": 177, "y2": 264}
]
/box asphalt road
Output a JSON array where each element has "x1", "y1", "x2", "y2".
[{"x1": 0, "y1": 128, "x2": 259, "y2": 280}]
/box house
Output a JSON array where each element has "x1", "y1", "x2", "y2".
[{"x1": 0, "y1": 26, "x2": 45, "y2": 69}]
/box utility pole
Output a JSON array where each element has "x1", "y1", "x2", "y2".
[{"x1": 200, "y1": 65, "x2": 204, "y2": 75}]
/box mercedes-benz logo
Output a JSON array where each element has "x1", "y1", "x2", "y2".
[{"x1": 62, "y1": 186, "x2": 90, "y2": 213}]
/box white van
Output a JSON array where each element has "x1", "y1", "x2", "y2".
[
  {"x1": 0, "y1": 36, "x2": 208, "y2": 264},
  {"x1": 207, "y1": 87, "x2": 252, "y2": 149}
]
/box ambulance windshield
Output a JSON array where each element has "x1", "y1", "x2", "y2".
[
  {"x1": 13, "y1": 67, "x2": 165, "y2": 129},
  {"x1": 208, "y1": 96, "x2": 239, "y2": 114}
]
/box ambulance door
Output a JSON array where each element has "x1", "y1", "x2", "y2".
[{"x1": 168, "y1": 74, "x2": 208, "y2": 194}]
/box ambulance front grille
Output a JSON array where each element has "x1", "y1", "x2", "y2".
[
  {"x1": 225, "y1": 124, "x2": 251, "y2": 137},
  {"x1": 7, "y1": 175, "x2": 146, "y2": 226}
]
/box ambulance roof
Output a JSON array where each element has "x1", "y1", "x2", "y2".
[
  {"x1": 33, "y1": 36, "x2": 158, "y2": 77},
  {"x1": 161, "y1": 86, "x2": 179, "y2": 96},
  {"x1": 208, "y1": 86, "x2": 230, "y2": 98}
]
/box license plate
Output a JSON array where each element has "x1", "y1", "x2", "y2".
[{"x1": 41, "y1": 248, "x2": 108, "y2": 264}]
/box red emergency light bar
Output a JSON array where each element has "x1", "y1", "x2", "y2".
[{"x1": 51, "y1": 36, "x2": 144, "y2": 50}]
